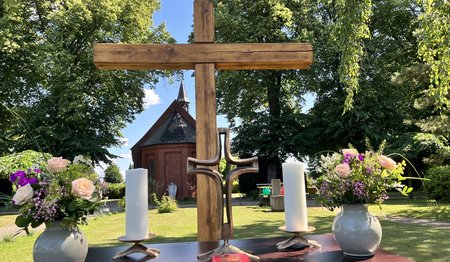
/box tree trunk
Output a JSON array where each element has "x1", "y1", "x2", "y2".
[{"x1": 266, "y1": 72, "x2": 283, "y2": 180}]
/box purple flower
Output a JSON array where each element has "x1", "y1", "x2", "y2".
[
  {"x1": 10, "y1": 170, "x2": 26, "y2": 183},
  {"x1": 366, "y1": 167, "x2": 373, "y2": 174},
  {"x1": 17, "y1": 176, "x2": 39, "y2": 187},
  {"x1": 358, "y1": 154, "x2": 364, "y2": 161},
  {"x1": 353, "y1": 181, "x2": 367, "y2": 197},
  {"x1": 34, "y1": 168, "x2": 42, "y2": 173},
  {"x1": 28, "y1": 177, "x2": 39, "y2": 185}
]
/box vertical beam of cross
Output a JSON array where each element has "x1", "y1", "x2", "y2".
[{"x1": 193, "y1": 0, "x2": 221, "y2": 242}]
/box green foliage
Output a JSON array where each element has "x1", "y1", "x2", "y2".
[
  {"x1": 0, "y1": 0, "x2": 175, "y2": 163},
  {"x1": 424, "y1": 165, "x2": 450, "y2": 202},
  {"x1": 0, "y1": 150, "x2": 51, "y2": 179},
  {"x1": 334, "y1": 0, "x2": 373, "y2": 111},
  {"x1": 232, "y1": 180, "x2": 240, "y2": 193},
  {"x1": 416, "y1": 0, "x2": 450, "y2": 110},
  {"x1": 104, "y1": 164, "x2": 123, "y2": 183},
  {"x1": 151, "y1": 193, "x2": 177, "y2": 213},
  {"x1": 105, "y1": 183, "x2": 125, "y2": 199},
  {"x1": 388, "y1": 132, "x2": 450, "y2": 166}
]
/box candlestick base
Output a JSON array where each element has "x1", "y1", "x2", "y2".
[
  {"x1": 276, "y1": 226, "x2": 321, "y2": 250},
  {"x1": 113, "y1": 233, "x2": 160, "y2": 260},
  {"x1": 197, "y1": 240, "x2": 260, "y2": 262}
]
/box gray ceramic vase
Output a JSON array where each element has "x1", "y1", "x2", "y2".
[
  {"x1": 332, "y1": 204, "x2": 382, "y2": 257},
  {"x1": 33, "y1": 222, "x2": 88, "y2": 262}
]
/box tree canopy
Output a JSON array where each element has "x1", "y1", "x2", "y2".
[
  {"x1": 215, "y1": 0, "x2": 449, "y2": 181},
  {"x1": 0, "y1": 0, "x2": 174, "y2": 163}
]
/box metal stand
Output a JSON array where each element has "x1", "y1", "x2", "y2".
[
  {"x1": 197, "y1": 239, "x2": 259, "y2": 262},
  {"x1": 276, "y1": 226, "x2": 321, "y2": 250},
  {"x1": 113, "y1": 233, "x2": 160, "y2": 260},
  {"x1": 188, "y1": 128, "x2": 260, "y2": 262}
]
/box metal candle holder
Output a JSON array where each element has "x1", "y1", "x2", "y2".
[
  {"x1": 188, "y1": 128, "x2": 260, "y2": 262},
  {"x1": 276, "y1": 226, "x2": 321, "y2": 250},
  {"x1": 113, "y1": 233, "x2": 160, "y2": 260}
]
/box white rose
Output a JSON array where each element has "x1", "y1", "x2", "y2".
[{"x1": 12, "y1": 184, "x2": 34, "y2": 205}]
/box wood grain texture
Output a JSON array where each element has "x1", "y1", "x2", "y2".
[
  {"x1": 194, "y1": 63, "x2": 221, "y2": 242},
  {"x1": 194, "y1": 0, "x2": 214, "y2": 43},
  {"x1": 93, "y1": 43, "x2": 313, "y2": 70},
  {"x1": 194, "y1": 0, "x2": 221, "y2": 242}
]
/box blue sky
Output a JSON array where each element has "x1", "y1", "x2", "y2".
[
  {"x1": 102, "y1": 1, "x2": 220, "y2": 176},
  {"x1": 102, "y1": 1, "x2": 314, "y2": 177}
]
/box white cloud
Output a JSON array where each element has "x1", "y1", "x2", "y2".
[
  {"x1": 143, "y1": 89, "x2": 161, "y2": 108},
  {"x1": 119, "y1": 137, "x2": 129, "y2": 147},
  {"x1": 119, "y1": 153, "x2": 132, "y2": 159}
]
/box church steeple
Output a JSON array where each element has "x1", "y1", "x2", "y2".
[{"x1": 177, "y1": 81, "x2": 190, "y2": 112}]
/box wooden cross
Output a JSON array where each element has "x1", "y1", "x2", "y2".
[{"x1": 93, "y1": 0, "x2": 313, "y2": 242}]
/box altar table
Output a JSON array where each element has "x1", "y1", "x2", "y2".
[{"x1": 86, "y1": 233, "x2": 413, "y2": 262}]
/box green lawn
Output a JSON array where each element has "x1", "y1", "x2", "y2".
[{"x1": 0, "y1": 200, "x2": 449, "y2": 262}]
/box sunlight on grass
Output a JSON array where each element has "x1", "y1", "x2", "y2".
[
  {"x1": 369, "y1": 199, "x2": 450, "y2": 221},
  {"x1": 0, "y1": 215, "x2": 17, "y2": 228},
  {"x1": 0, "y1": 202, "x2": 449, "y2": 262}
]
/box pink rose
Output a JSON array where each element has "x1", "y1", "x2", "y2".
[
  {"x1": 72, "y1": 178, "x2": 95, "y2": 199},
  {"x1": 342, "y1": 148, "x2": 358, "y2": 156},
  {"x1": 378, "y1": 155, "x2": 396, "y2": 171},
  {"x1": 47, "y1": 157, "x2": 68, "y2": 173},
  {"x1": 335, "y1": 163, "x2": 352, "y2": 178}
]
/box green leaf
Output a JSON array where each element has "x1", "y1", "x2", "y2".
[
  {"x1": 31, "y1": 220, "x2": 43, "y2": 228},
  {"x1": 68, "y1": 200, "x2": 78, "y2": 212},
  {"x1": 15, "y1": 215, "x2": 31, "y2": 228}
]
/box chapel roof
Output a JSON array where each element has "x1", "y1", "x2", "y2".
[{"x1": 131, "y1": 87, "x2": 195, "y2": 149}]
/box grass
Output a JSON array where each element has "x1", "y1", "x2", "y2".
[
  {"x1": 370, "y1": 198, "x2": 450, "y2": 221},
  {"x1": 0, "y1": 200, "x2": 449, "y2": 262},
  {"x1": 0, "y1": 215, "x2": 16, "y2": 228}
]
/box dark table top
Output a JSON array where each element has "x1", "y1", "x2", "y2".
[{"x1": 86, "y1": 234, "x2": 413, "y2": 262}]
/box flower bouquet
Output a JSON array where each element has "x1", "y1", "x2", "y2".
[
  {"x1": 9, "y1": 155, "x2": 103, "y2": 230},
  {"x1": 315, "y1": 147, "x2": 411, "y2": 211}
]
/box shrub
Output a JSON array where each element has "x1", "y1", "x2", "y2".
[
  {"x1": 104, "y1": 164, "x2": 123, "y2": 183},
  {"x1": 246, "y1": 190, "x2": 259, "y2": 200},
  {"x1": 151, "y1": 193, "x2": 178, "y2": 213},
  {"x1": 232, "y1": 180, "x2": 240, "y2": 193},
  {"x1": 424, "y1": 165, "x2": 450, "y2": 202},
  {"x1": 105, "y1": 183, "x2": 126, "y2": 199},
  {"x1": 0, "y1": 150, "x2": 51, "y2": 179}
]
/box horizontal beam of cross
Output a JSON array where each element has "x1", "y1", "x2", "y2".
[{"x1": 94, "y1": 43, "x2": 313, "y2": 70}]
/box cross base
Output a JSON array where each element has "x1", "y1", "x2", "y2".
[
  {"x1": 197, "y1": 240, "x2": 260, "y2": 262},
  {"x1": 276, "y1": 226, "x2": 321, "y2": 250}
]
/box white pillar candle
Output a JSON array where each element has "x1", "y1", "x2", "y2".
[
  {"x1": 125, "y1": 168, "x2": 148, "y2": 240},
  {"x1": 282, "y1": 162, "x2": 308, "y2": 231}
]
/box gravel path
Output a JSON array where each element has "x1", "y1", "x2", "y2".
[{"x1": 383, "y1": 216, "x2": 450, "y2": 229}]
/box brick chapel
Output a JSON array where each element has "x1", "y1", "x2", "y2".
[{"x1": 131, "y1": 82, "x2": 196, "y2": 199}]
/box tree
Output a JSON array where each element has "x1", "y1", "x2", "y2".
[
  {"x1": 0, "y1": 0, "x2": 175, "y2": 163},
  {"x1": 104, "y1": 163, "x2": 123, "y2": 183},
  {"x1": 302, "y1": 0, "x2": 426, "y2": 152},
  {"x1": 215, "y1": 0, "x2": 309, "y2": 182},
  {"x1": 215, "y1": 0, "x2": 437, "y2": 181},
  {"x1": 416, "y1": 0, "x2": 450, "y2": 111}
]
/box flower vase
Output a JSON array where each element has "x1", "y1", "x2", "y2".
[
  {"x1": 332, "y1": 204, "x2": 382, "y2": 257},
  {"x1": 33, "y1": 222, "x2": 88, "y2": 262}
]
